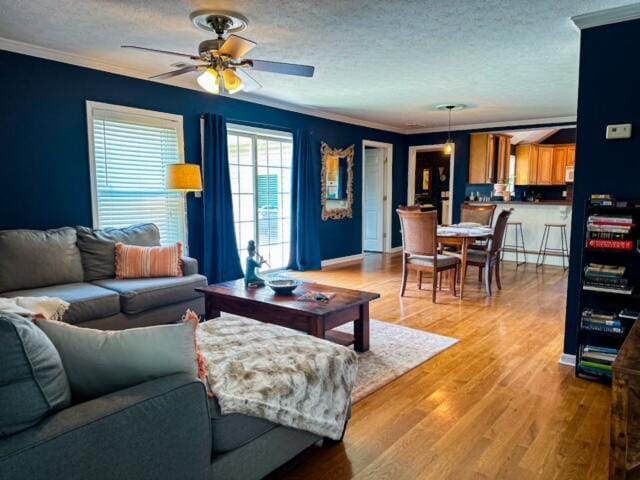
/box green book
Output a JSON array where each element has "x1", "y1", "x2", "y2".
[{"x1": 581, "y1": 360, "x2": 613, "y2": 371}]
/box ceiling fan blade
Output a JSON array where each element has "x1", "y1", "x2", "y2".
[
  {"x1": 248, "y1": 59, "x2": 314, "y2": 77},
  {"x1": 218, "y1": 35, "x2": 257, "y2": 59},
  {"x1": 122, "y1": 45, "x2": 201, "y2": 60},
  {"x1": 234, "y1": 68, "x2": 262, "y2": 92},
  {"x1": 149, "y1": 65, "x2": 205, "y2": 80}
]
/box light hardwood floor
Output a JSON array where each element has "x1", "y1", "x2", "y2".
[{"x1": 269, "y1": 253, "x2": 610, "y2": 480}]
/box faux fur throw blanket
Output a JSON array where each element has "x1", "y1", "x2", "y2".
[
  {"x1": 0, "y1": 296, "x2": 69, "y2": 320},
  {"x1": 198, "y1": 315, "x2": 358, "y2": 440}
]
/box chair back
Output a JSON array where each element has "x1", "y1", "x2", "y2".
[
  {"x1": 489, "y1": 209, "x2": 512, "y2": 255},
  {"x1": 397, "y1": 209, "x2": 438, "y2": 256},
  {"x1": 397, "y1": 204, "x2": 422, "y2": 211},
  {"x1": 461, "y1": 204, "x2": 497, "y2": 226}
]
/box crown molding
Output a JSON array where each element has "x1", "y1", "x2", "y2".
[
  {"x1": 572, "y1": 3, "x2": 640, "y2": 30},
  {"x1": 405, "y1": 116, "x2": 577, "y2": 135},
  {"x1": 0, "y1": 36, "x2": 406, "y2": 134},
  {"x1": 0, "y1": 36, "x2": 577, "y2": 136}
]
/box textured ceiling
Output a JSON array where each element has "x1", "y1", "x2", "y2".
[{"x1": 0, "y1": 0, "x2": 636, "y2": 130}]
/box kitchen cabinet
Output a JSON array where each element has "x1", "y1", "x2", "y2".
[
  {"x1": 567, "y1": 145, "x2": 576, "y2": 167},
  {"x1": 515, "y1": 142, "x2": 576, "y2": 186},
  {"x1": 552, "y1": 146, "x2": 567, "y2": 185},
  {"x1": 469, "y1": 133, "x2": 511, "y2": 184},
  {"x1": 536, "y1": 146, "x2": 554, "y2": 185},
  {"x1": 515, "y1": 144, "x2": 539, "y2": 186}
]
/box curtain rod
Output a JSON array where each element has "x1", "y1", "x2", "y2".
[{"x1": 199, "y1": 113, "x2": 313, "y2": 135}]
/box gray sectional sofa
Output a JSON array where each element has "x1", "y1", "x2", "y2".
[
  {"x1": 0, "y1": 224, "x2": 328, "y2": 479},
  {"x1": 0, "y1": 224, "x2": 206, "y2": 328}
]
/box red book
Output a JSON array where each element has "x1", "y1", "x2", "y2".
[
  {"x1": 587, "y1": 239, "x2": 634, "y2": 250},
  {"x1": 590, "y1": 222, "x2": 635, "y2": 228}
]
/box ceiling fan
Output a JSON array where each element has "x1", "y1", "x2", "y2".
[{"x1": 122, "y1": 10, "x2": 315, "y2": 95}]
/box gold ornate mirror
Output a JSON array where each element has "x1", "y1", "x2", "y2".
[{"x1": 321, "y1": 142, "x2": 354, "y2": 220}]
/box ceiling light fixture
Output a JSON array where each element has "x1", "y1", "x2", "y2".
[
  {"x1": 436, "y1": 104, "x2": 466, "y2": 155},
  {"x1": 122, "y1": 11, "x2": 314, "y2": 96},
  {"x1": 197, "y1": 68, "x2": 220, "y2": 94}
]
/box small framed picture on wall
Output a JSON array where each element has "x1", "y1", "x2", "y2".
[{"x1": 422, "y1": 168, "x2": 432, "y2": 194}]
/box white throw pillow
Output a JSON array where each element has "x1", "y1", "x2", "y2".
[{"x1": 34, "y1": 319, "x2": 198, "y2": 399}]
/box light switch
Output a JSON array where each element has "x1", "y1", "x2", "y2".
[{"x1": 606, "y1": 123, "x2": 632, "y2": 139}]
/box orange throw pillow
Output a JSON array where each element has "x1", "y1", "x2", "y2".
[{"x1": 115, "y1": 242, "x2": 183, "y2": 279}]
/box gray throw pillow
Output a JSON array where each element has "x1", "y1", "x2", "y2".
[
  {"x1": 0, "y1": 313, "x2": 71, "y2": 436},
  {"x1": 35, "y1": 319, "x2": 198, "y2": 400},
  {"x1": 76, "y1": 224, "x2": 161, "y2": 281},
  {"x1": 0, "y1": 227, "x2": 84, "y2": 293}
]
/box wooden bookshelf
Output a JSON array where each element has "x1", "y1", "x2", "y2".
[{"x1": 575, "y1": 201, "x2": 640, "y2": 383}]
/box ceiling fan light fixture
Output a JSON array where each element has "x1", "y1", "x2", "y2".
[
  {"x1": 197, "y1": 68, "x2": 220, "y2": 94},
  {"x1": 222, "y1": 69, "x2": 244, "y2": 94}
]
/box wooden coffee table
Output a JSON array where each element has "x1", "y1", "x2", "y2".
[{"x1": 196, "y1": 279, "x2": 380, "y2": 352}]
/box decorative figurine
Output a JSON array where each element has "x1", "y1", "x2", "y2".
[{"x1": 244, "y1": 240, "x2": 268, "y2": 287}]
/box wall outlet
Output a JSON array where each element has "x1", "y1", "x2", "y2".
[{"x1": 606, "y1": 123, "x2": 632, "y2": 140}]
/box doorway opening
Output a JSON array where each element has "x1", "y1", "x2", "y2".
[
  {"x1": 362, "y1": 140, "x2": 393, "y2": 253},
  {"x1": 408, "y1": 145, "x2": 455, "y2": 224}
]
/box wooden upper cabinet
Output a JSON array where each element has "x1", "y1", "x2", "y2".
[
  {"x1": 552, "y1": 146, "x2": 568, "y2": 185},
  {"x1": 536, "y1": 145, "x2": 554, "y2": 185},
  {"x1": 567, "y1": 145, "x2": 576, "y2": 167},
  {"x1": 495, "y1": 135, "x2": 512, "y2": 184},
  {"x1": 469, "y1": 133, "x2": 511, "y2": 184},
  {"x1": 469, "y1": 133, "x2": 493, "y2": 184},
  {"x1": 515, "y1": 144, "x2": 539, "y2": 186},
  {"x1": 515, "y1": 142, "x2": 575, "y2": 185}
]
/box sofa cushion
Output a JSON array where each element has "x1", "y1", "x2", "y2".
[
  {"x1": 115, "y1": 242, "x2": 183, "y2": 279},
  {"x1": 0, "y1": 312, "x2": 71, "y2": 436},
  {"x1": 2, "y1": 283, "x2": 121, "y2": 325},
  {"x1": 209, "y1": 397, "x2": 277, "y2": 454},
  {"x1": 0, "y1": 227, "x2": 84, "y2": 293},
  {"x1": 407, "y1": 254, "x2": 459, "y2": 268},
  {"x1": 94, "y1": 274, "x2": 207, "y2": 315},
  {"x1": 35, "y1": 318, "x2": 199, "y2": 400},
  {"x1": 76, "y1": 224, "x2": 161, "y2": 282}
]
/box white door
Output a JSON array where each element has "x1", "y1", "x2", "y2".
[{"x1": 363, "y1": 148, "x2": 385, "y2": 252}]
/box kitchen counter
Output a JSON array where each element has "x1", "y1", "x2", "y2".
[
  {"x1": 465, "y1": 200, "x2": 572, "y2": 206},
  {"x1": 467, "y1": 202, "x2": 573, "y2": 267}
]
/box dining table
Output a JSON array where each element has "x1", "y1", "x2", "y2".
[{"x1": 437, "y1": 224, "x2": 493, "y2": 299}]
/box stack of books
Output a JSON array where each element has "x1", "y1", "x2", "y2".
[
  {"x1": 579, "y1": 345, "x2": 617, "y2": 377},
  {"x1": 586, "y1": 214, "x2": 634, "y2": 250},
  {"x1": 581, "y1": 308, "x2": 624, "y2": 334},
  {"x1": 583, "y1": 263, "x2": 633, "y2": 295},
  {"x1": 590, "y1": 194, "x2": 615, "y2": 206}
]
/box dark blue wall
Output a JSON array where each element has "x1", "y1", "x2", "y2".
[
  {"x1": 564, "y1": 19, "x2": 640, "y2": 355},
  {"x1": 0, "y1": 50, "x2": 407, "y2": 266}
]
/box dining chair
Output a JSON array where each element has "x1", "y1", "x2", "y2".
[
  {"x1": 461, "y1": 203, "x2": 497, "y2": 226},
  {"x1": 397, "y1": 204, "x2": 422, "y2": 211},
  {"x1": 464, "y1": 209, "x2": 512, "y2": 296},
  {"x1": 397, "y1": 209, "x2": 460, "y2": 302}
]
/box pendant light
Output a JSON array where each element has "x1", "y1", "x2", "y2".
[
  {"x1": 444, "y1": 106, "x2": 455, "y2": 155},
  {"x1": 436, "y1": 104, "x2": 466, "y2": 155}
]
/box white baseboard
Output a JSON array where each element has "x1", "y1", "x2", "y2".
[
  {"x1": 321, "y1": 253, "x2": 364, "y2": 268},
  {"x1": 559, "y1": 353, "x2": 576, "y2": 367},
  {"x1": 387, "y1": 246, "x2": 403, "y2": 253}
]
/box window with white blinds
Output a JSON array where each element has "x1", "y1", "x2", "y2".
[{"x1": 87, "y1": 102, "x2": 187, "y2": 245}]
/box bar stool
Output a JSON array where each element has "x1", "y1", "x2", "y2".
[
  {"x1": 502, "y1": 222, "x2": 526, "y2": 266},
  {"x1": 536, "y1": 223, "x2": 569, "y2": 270}
]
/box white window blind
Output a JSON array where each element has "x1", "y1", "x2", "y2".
[{"x1": 87, "y1": 103, "x2": 187, "y2": 245}]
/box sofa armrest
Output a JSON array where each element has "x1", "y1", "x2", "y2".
[
  {"x1": 0, "y1": 374, "x2": 212, "y2": 480},
  {"x1": 182, "y1": 256, "x2": 199, "y2": 276}
]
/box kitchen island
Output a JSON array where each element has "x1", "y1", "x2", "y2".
[{"x1": 466, "y1": 201, "x2": 572, "y2": 267}]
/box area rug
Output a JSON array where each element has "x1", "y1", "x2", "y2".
[{"x1": 336, "y1": 320, "x2": 458, "y2": 403}]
